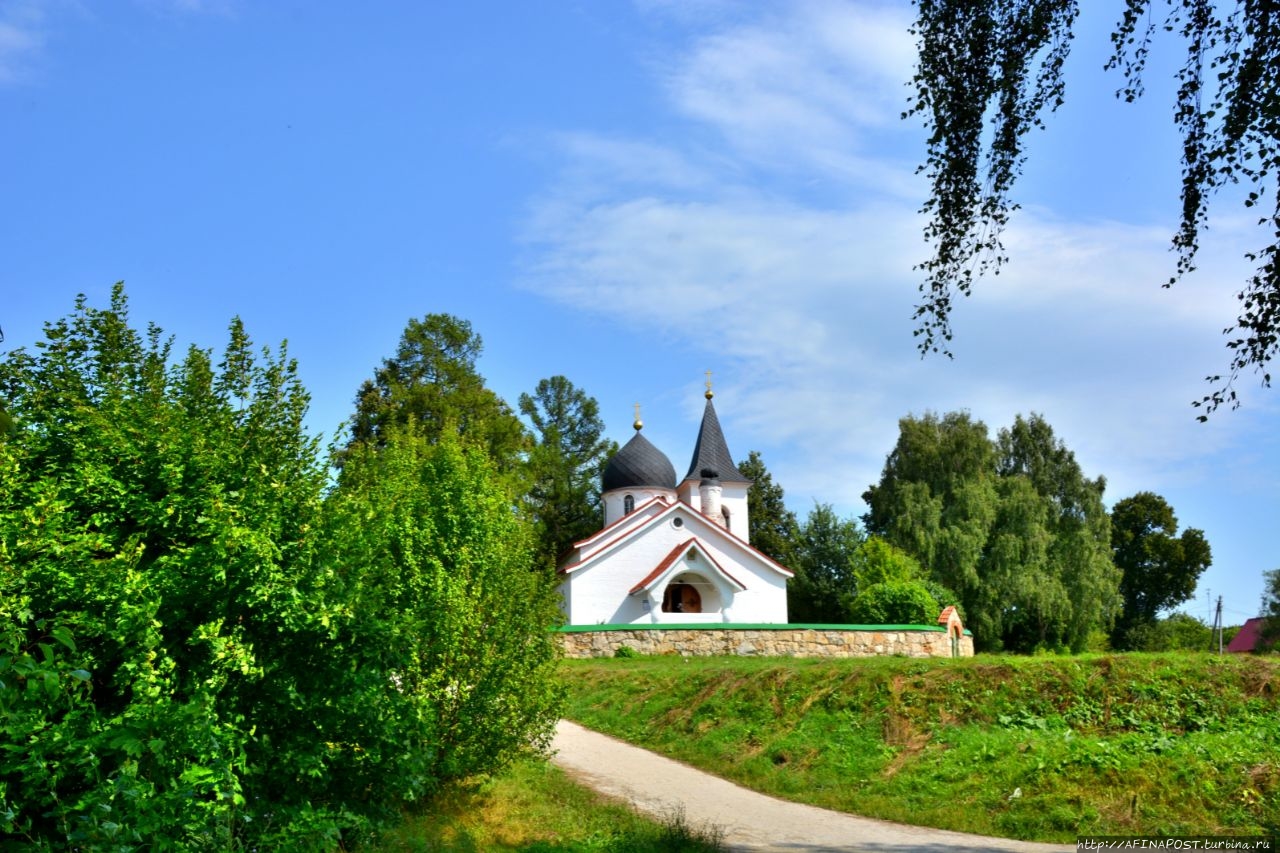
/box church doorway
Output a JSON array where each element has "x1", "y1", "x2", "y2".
[{"x1": 662, "y1": 582, "x2": 702, "y2": 614}]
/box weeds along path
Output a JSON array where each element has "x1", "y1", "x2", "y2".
[{"x1": 551, "y1": 720, "x2": 1073, "y2": 853}]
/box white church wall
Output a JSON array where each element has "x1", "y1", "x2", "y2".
[
  {"x1": 560, "y1": 508, "x2": 788, "y2": 625},
  {"x1": 676, "y1": 481, "x2": 749, "y2": 539},
  {"x1": 719, "y1": 485, "x2": 749, "y2": 540},
  {"x1": 602, "y1": 488, "x2": 676, "y2": 527}
]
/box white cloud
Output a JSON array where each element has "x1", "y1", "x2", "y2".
[
  {"x1": 0, "y1": 0, "x2": 234, "y2": 85},
  {"x1": 658, "y1": 0, "x2": 918, "y2": 194},
  {"x1": 523, "y1": 0, "x2": 1276, "y2": 544},
  {"x1": 0, "y1": 1, "x2": 49, "y2": 84}
]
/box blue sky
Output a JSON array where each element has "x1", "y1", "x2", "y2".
[{"x1": 4, "y1": 1, "x2": 1275, "y2": 627}]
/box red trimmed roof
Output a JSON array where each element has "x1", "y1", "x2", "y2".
[
  {"x1": 559, "y1": 495, "x2": 793, "y2": 580},
  {"x1": 628, "y1": 538, "x2": 748, "y2": 595},
  {"x1": 558, "y1": 495, "x2": 672, "y2": 575},
  {"x1": 1227, "y1": 617, "x2": 1271, "y2": 653},
  {"x1": 629, "y1": 538, "x2": 695, "y2": 594}
]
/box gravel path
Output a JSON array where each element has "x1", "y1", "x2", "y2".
[{"x1": 550, "y1": 720, "x2": 1074, "y2": 853}]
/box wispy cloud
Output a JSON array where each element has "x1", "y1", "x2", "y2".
[
  {"x1": 0, "y1": 0, "x2": 234, "y2": 85},
  {"x1": 522, "y1": 0, "x2": 1273, "y2": 518},
  {"x1": 659, "y1": 0, "x2": 917, "y2": 194},
  {"x1": 0, "y1": 0, "x2": 49, "y2": 84}
]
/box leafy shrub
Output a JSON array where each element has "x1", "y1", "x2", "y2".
[
  {"x1": 314, "y1": 428, "x2": 563, "y2": 806},
  {"x1": 1122, "y1": 613, "x2": 1214, "y2": 652},
  {"x1": 851, "y1": 536, "x2": 922, "y2": 589},
  {"x1": 0, "y1": 287, "x2": 561, "y2": 850},
  {"x1": 846, "y1": 580, "x2": 940, "y2": 625}
]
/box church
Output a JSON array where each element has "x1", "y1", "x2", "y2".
[{"x1": 557, "y1": 383, "x2": 793, "y2": 625}]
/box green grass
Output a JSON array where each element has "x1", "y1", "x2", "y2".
[
  {"x1": 371, "y1": 758, "x2": 725, "y2": 852},
  {"x1": 558, "y1": 652, "x2": 1280, "y2": 843}
]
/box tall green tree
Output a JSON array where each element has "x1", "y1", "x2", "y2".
[
  {"x1": 863, "y1": 411, "x2": 998, "y2": 622},
  {"x1": 1260, "y1": 568, "x2": 1280, "y2": 649},
  {"x1": 348, "y1": 313, "x2": 527, "y2": 467},
  {"x1": 996, "y1": 414, "x2": 1119, "y2": 652},
  {"x1": 864, "y1": 411, "x2": 1120, "y2": 652},
  {"x1": 738, "y1": 450, "x2": 800, "y2": 568},
  {"x1": 789, "y1": 503, "x2": 864, "y2": 623},
  {"x1": 908, "y1": 1, "x2": 1280, "y2": 415},
  {"x1": 1109, "y1": 491, "x2": 1212, "y2": 649},
  {"x1": 518, "y1": 376, "x2": 617, "y2": 569}
]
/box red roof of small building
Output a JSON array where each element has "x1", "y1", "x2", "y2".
[{"x1": 1227, "y1": 617, "x2": 1270, "y2": 653}]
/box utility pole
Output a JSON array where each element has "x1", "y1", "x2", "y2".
[{"x1": 1212, "y1": 595, "x2": 1224, "y2": 653}]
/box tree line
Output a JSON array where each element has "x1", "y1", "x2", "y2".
[{"x1": 747, "y1": 411, "x2": 1219, "y2": 654}]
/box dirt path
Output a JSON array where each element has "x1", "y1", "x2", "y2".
[{"x1": 550, "y1": 720, "x2": 1074, "y2": 853}]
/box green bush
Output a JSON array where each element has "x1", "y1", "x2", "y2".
[
  {"x1": 1121, "y1": 613, "x2": 1214, "y2": 652},
  {"x1": 315, "y1": 428, "x2": 563, "y2": 806},
  {"x1": 846, "y1": 580, "x2": 940, "y2": 625},
  {"x1": 0, "y1": 287, "x2": 561, "y2": 850}
]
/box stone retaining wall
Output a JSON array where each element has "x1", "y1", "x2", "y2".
[{"x1": 558, "y1": 625, "x2": 973, "y2": 659}]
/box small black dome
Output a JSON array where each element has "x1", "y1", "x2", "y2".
[{"x1": 603, "y1": 431, "x2": 677, "y2": 491}]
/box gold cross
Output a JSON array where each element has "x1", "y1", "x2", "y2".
[
  {"x1": 704, "y1": 369, "x2": 714, "y2": 399},
  {"x1": 633, "y1": 402, "x2": 643, "y2": 430}
]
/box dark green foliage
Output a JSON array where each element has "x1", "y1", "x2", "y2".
[
  {"x1": 845, "y1": 537, "x2": 958, "y2": 626},
  {"x1": 0, "y1": 288, "x2": 563, "y2": 850},
  {"x1": 1262, "y1": 568, "x2": 1280, "y2": 649},
  {"x1": 907, "y1": 0, "x2": 1077, "y2": 359},
  {"x1": 519, "y1": 376, "x2": 617, "y2": 570},
  {"x1": 348, "y1": 313, "x2": 528, "y2": 469},
  {"x1": 909, "y1": 1, "x2": 1280, "y2": 415},
  {"x1": 789, "y1": 520, "x2": 956, "y2": 626},
  {"x1": 845, "y1": 580, "x2": 940, "y2": 625},
  {"x1": 864, "y1": 411, "x2": 1120, "y2": 652},
  {"x1": 787, "y1": 503, "x2": 864, "y2": 623},
  {"x1": 1124, "y1": 612, "x2": 1214, "y2": 652},
  {"x1": 1110, "y1": 492, "x2": 1212, "y2": 650},
  {"x1": 738, "y1": 450, "x2": 799, "y2": 568},
  {"x1": 995, "y1": 415, "x2": 1118, "y2": 653}
]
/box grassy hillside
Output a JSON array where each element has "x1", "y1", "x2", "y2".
[{"x1": 559, "y1": 653, "x2": 1280, "y2": 842}]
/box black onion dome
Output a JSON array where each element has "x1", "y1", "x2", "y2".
[
  {"x1": 602, "y1": 431, "x2": 677, "y2": 491},
  {"x1": 684, "y1": 398, "x2": 748, "y2": 483}
]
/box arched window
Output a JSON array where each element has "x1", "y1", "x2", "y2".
[{"x1": 624, "y1": 494, "x2": 635, "y2": 515}]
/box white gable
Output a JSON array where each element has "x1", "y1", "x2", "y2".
[{"x1": 558, "y1": 497, "x2": 791, "y2": 625}]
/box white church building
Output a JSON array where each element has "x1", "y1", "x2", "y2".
[{"x1": 557, "y1": 386, "x2": 793, "y2": 625}]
